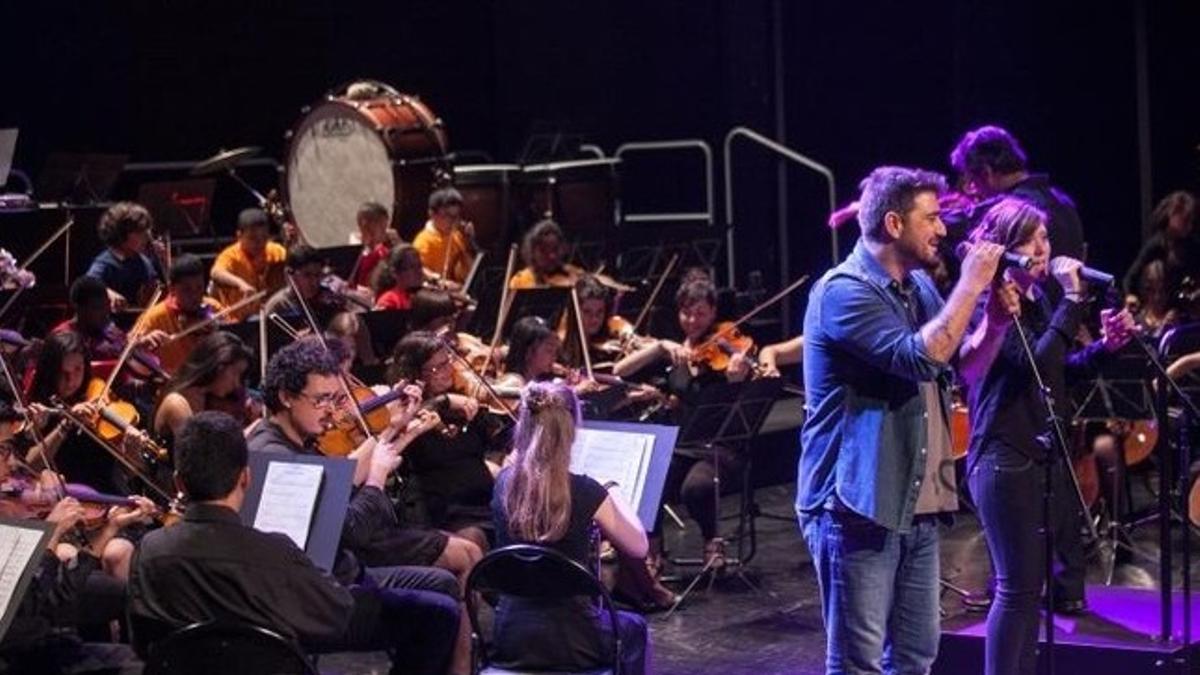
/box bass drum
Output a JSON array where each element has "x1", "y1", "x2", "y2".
[{"x1": 285, "y1": 88, "x2": 448, "y2": 248}]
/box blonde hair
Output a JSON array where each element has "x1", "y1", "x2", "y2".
[{"x1": 502, "y1": 381, "x2": 581, "y2": 543}]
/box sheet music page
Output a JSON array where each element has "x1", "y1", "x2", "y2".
[
  {"x1": 0, "y1": 525, "x2": 45, "y2": 618},
  {"x1": 571, "y1": 428, "x2": 655, "y2": 526},
  {"x1": 253, "y1": 461, "x2": 324, "y2": 550}
]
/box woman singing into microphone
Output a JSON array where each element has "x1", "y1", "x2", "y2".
[{"x1": 957, "y1": 197, "x2": 1135, "y2": 675}]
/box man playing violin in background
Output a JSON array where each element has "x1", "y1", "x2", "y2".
[
  {"x1": 54, "y1": 277, "x2": 169, "y2": 363},
  {"x1": 139, "y1": 254, "x2": 224, "y2": 374},
  {"x1": 85, "y1": 201, "x2": 167, "y2": 312},
  {"x1": 413, "y1": 187, "x2": 477, "y2": 288}
]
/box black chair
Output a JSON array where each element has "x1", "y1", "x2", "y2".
[
  {"x1": 465, "y1": 544, "x2": 622, "y2": 675},
  {"x1": 136, "y1": 619, "x2": 318, "y2": 675}
]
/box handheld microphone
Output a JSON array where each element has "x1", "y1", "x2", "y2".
[
  {"x1": 1078, "y1": 266, "x2": 1114, "y2": 287},
  {"x1": 953, "y1": 241, "x2": 1034, "y2": 271}
]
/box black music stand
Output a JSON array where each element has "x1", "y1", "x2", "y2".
[
  {"x1": 137, "y1": 178, "x2": 216, "y2": 238},
  {"x1": 360, "y1": 309, "x2": 412, "y2": 359},
  {"x1": 37, "y1": 152, "x2": 127, "y2": 205},
  {"x1": 1070, "y1": 346, "x2": 1158, "y2": 581},
  {"x1": 241, "y1": 452, "x2": 355, "y2": 573},
  {"x1": 320, "y1": 245, "x2": 364, "y2": 282},
  {"x1": 501, "y1": 287, "x2": 572, "y2": 336},
  {"x1": 666, "y1": 377, "x2": 783, "y2": 614}
]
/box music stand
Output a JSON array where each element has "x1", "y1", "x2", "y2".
[
  {"x1": 1070, "y1": 345, "x2": 1159, "y2": 581},
  {"x1": 360, "y1": 309, "x2": 412, "y2": 359},
  {"x1": 136, "y1": 178, "x2": 216, "y2": 238},
  {"x1": 241, "y1": 452, "x2": 355, "y2": 573},
  {"x1": 667, "y1": 377, "x2": 784, "y2": 613},
  {"x1": 500, "y1": 286, "x2": 571, "y2": 336},
  {"x1": 37, "y1": 152, "x2": 127, "y2": 205},
  {"x1": 319, "y1": 245, "x2": 364, "y2": 282},
  {"x1": 0, "y1": 517, "x2": 54, "y2": 642}
]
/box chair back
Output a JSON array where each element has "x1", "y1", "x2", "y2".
[
  {"x1": 139, "y1": 620, "x2": 317, "y2": 675},
  {"x1": 465, "y1": 544, "x2": 622, "y2": 674}
]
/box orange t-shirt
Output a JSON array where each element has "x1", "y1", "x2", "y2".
[
  {"x1": 412, "y1": 222, "x2": 473, "y2": 284},
  {"x1": 211, "y1": 241, "x2": 287, "y2": 320},
  {"x1": 140, "y1": 295, "x2": 225, "y2": 374}
]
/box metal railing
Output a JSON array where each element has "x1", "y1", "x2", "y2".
[
  {"x1": 723, "y1": 126, "x2": 837, "y2": 294},
  {"x1": 614, "y1": 139, "x2": 714, "y2": 226}
]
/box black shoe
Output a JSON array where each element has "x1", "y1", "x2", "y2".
[
  {"x1": 1054, "y1": 597, "x2": 1088, "y2": 616},
  {"x1": 961, "y1": 590, "x2": 993, "y2": 613}
]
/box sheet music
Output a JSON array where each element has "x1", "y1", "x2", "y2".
[
  {"x1": 0, "y1": 525, "x2": 45, "y2": 619},
  {"x1": 253, "y1": 461, "x2": 324, "y2": 550},
  {"x1": 571, "y1": 428, "x2": 655, "y2": 527}
]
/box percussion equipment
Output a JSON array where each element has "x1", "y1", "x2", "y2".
[
  {"x1": 285, "y1": 87, "x2": 449, "y2": 248},
  {"x1": 452, "y1": 164, "x2": 521, "y2": 254}
]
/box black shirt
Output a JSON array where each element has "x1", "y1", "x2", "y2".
[
  {"x1": 492, "y1": 469, "x2": 607, "y2": 567},
  {"x1": 966, "y1": 290, "x2": 1107, "y2": 462},
  {"x1": 128, "y1": 503, "x2": 354, "y2": 645},
  {"x1": 402, "y1": 417, "x2": 495, "y2": 529}
]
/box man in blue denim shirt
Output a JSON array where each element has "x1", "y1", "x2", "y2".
[{"x1": 798, "y1": 166, "x2": 1004, "y2": 674}]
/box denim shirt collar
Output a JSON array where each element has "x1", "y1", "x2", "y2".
[{"x1": 848, "y1": 238, "x2": 920, "y2": 299}]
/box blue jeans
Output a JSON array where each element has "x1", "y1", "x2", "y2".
[{"x1": 801, "y1": 509, "x2": 941, "y2": 675}]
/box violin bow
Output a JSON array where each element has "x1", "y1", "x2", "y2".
[
  {"x1": 0, "y1": 347, "x2": 72, "y2": 498},
  {"x1": 481, "y1": 244, "x2": 519, "y2": 377},
  {"x1": 101, "y1": 286, "x2": 164, "y2": 401},
  {"x1": 569, "y1": 287, "x2": 594, "y2": 381},
  {"x1": 48, "y1": 402, "x2": 174, "y2": 503},
  {"x1": 0, "y1": 213, "x2": 74, "y2": 324},
  {"x1": 284, "y1": 271, "x2": 373, "y2": 438},
  {"x1": 435, "y1": 331, "x2": 517, "y2": 423},
  {"x1": 690, "y1": 274, "x2": 810, "y2": 356},
  {"x1": 164, "y1": 289, "x2": 268, "y2": 344},
  {"x1": 631, "y1": 252, "x2": 679, "y2": 334}
]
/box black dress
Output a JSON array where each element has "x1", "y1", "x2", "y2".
[{"x1": 491, "y1": 469, "x2": 650, "y2": 675}]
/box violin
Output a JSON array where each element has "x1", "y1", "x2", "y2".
[
  {"x1": 688, "y1": 321, "x2": 758, "y2": 373},
  {"x1": 317, "y1": 383, "x2": 421, "y2": 456}
]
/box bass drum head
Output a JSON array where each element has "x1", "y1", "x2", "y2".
[{"x1": 286, "y1": 100, "x2": 394, "y2": 249}]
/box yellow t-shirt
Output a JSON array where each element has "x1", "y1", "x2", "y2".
[
  {"x1": 412, "y1": 222, "x2": 473, "y2": 284},
  {"x1": 211, "y1": 241, "x2": 287, "y2": 320},
  {"x1": 140, "y1": 296, "x2": 225, "y2": 374}
]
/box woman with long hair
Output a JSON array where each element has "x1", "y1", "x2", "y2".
[
  {"x1": 153, "y1": 331, "x2": 254, "y2": 442},
  {"x1": 491, "y1": 381, "x2": 652, "y2": 674}
]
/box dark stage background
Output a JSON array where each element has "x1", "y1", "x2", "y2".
[{"x1": 2, "y1": 0, "x2": 1196, "y2": 332}]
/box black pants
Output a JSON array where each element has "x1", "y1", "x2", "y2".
[
  {"x1": 969, "y1": 445, "x2": 1086, "y2": 675},
  {"x1": 311, "y1": 572, "x2": 460, "y2": 675},
  {"x1": 655, "y1": 448, "x2": 744, "y2": 540}
]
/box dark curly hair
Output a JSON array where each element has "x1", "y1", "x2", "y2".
[
  {"x1": 263, "y1": 337, "x2": 341, "y2": 413},
  {"x1": 97, "y1": 201, "x2": 153, "y2": 247}
]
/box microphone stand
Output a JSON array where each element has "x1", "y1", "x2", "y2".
[{"x1": 1009, "y1": 311, "x2": 1102, "y2": 675}]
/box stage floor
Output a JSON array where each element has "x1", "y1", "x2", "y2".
[{"x1": 322, "y1": 482, "x2": 1200, "y2": 675}]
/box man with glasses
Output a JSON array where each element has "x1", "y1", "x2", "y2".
[{"x1": 249, "y1": 338, "x2": 480, "y2": 675}]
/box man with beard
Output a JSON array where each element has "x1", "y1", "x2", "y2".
[{"x1": 798, "y1": 166, "x2": 1004, "y2": 673}]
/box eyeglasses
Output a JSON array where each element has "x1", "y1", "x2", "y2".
[{"x1": 294, "y1": 391, "x2": 349, "y2": 409}]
